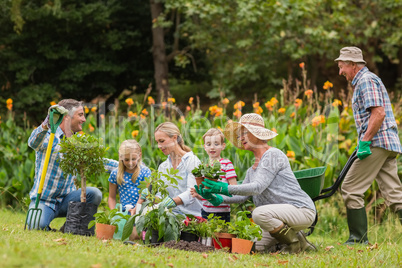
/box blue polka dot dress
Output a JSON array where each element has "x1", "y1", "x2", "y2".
[{"x1": 108, "y1": 164, "x2": 151, "y2": 209}]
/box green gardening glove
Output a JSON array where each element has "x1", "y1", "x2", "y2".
[
  {"x1": 160, "y1": 196, "x2": 177, "y2": 209},
  {"x1": 195, "y1": 185, "x2": 223, "y2": 206},
  {"x1": 140, "y1": 188, "x2": 149, "y2": 200},
  {"x1": 201, "y1": 179, "x2": 232, "y2": 197},
  {"x1": 357, "y1": 140, "x2": 372, "y2": 160}
]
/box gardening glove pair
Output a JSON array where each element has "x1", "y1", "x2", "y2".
[
  {"x1": 160, "y1": 196, "x2": 177, "y2": 209},
  {"x1": 357, "y1": 140, "x2": 372, "y2": 160},
  {"x1": 140, "y1": 188, "x2": 149, "y2": 200},
  {"x1": 42, "y1": 104, "x2": 68, "y2": 129},
  {"x1": 195, "y1": 185, "x2": 223, "y2": 206},
  {"x1": 201, "y1": 179, "x2": 232, "y2": 197}
]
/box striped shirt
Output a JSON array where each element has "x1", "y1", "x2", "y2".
[
  {"x1": 202, "y1": 158, "x2": 237, "y2": 213},
  {"x1": 351, "y1": 67, "x2": 402, "y2": 154},
  {"x1": 28, "y1": 125, "x2": 118, "y2": 210}
]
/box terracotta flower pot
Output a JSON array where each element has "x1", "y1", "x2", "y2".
[
  {"x1": 213, "y1": 233, "x2": 236, "y2": 251},
  {"x1": 195, "y1": 177, "x2": 204, "y2": 187},
  {"x1": 203, "y1": 177, "x2": 218, "y2": 189},
  {"x1": 95, "y1": 223, "x2": 116, "y2": 240},
  {"x1": 231, "y1": 238, "x2": 255, "y2": 254}
]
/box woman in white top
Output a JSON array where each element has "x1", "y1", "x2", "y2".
[{"x1": 154, "y1": 122, "x2": 202, "y2": 216}]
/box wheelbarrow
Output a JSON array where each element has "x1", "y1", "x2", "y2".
[{"x1": 294, "y1": 150, "x2": 358, "y2": 235}]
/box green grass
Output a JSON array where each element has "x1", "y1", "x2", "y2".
[{"x1": 1, "y1": 199, "x2": 401, "y2": 268}]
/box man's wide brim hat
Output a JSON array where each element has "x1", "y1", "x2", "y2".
[
  {"x1": 224, "y1": 113, "x2": 278, "y2": 149},
  {"x1": 334, "y1": 46, "x2": 366, "y2": 64}
]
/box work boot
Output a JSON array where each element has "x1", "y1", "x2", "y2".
[
  {"x1": 297, "y1": 230, "x2": 317, "y2": 252},
  {"x1": 344, "y1": 207, "x2": 369, "y2": 245},
  {"x1": 397, "y1": 210, "x2": 402, "y2": 225},
  {"x1": 270, "y1": 225, "x2": 300, "y2": 254}
]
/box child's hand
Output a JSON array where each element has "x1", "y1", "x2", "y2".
[
  {"x1": 128, "y1": 208, "x2": 136, "y2": 215},
  {"x1": 190, "y1": 187, "x2": 202, "y2": 200}
]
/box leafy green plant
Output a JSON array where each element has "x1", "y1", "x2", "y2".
[
  {"x1": 181, "y1": 215, "x2": 207, "y2": 237},
  {"x1": 88, "y1": 207, "x2": 130, "y2": 233},
  {"x1": 58, "y1": 133, "x2": 108, "y2": 203},
  {"x1": 191, "y1": 161, "x2": 225, "y2": 180},
  {"x1": 228, "y1": 211, "x2": 262, "y2": 241},
  {"x1": 121, "y1": 168, "x2": 184, "y2": 243}
]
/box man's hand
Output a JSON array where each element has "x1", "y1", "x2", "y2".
[
  {"x1": 195, "y1": 185, "x2": 223, "y2": 206},
  {"x1": 201, "y1": 179, "x2": 232, "y2": 196},
  {"x1": 160, "y1": 196, "x2": 177, "y2": 209},
  {"x1": 42, "y1": 104, "x2": 68, "y2": 129},
  {"x1": 357, "y1": 140, "x2": 372, "y2": 160}
]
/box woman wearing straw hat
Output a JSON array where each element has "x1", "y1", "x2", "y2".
[{"x1": 195, "y1": 113, "x2": 316, "y2": 254}]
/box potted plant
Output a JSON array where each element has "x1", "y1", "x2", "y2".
[
  {"x1": 180, "y1": 215, "x2": 207, "y2": 242},
  {"x1": 191, "y1": 161, "x2": 225, "y2": 187},
  {"x1": 59, "y1": 133, "x2": 109, "y2": 236},
  {"x1": 121, "y1": 168, "x2": 184, "y2": 244},
  {"x1": 209, "y1": 215, "x2": 236, "y2": 251},
  {"x1": 88, "y1": 207, "x2": 130, "y2": 240},
  {"x1": 228, "y1": 211, "x2": 262, "y2": 254}
]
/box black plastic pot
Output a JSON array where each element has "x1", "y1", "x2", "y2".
[
  {"x1": 180, "y1": 231, "x2": 199, "y2": 242},
  {"x1": 151, "y1": 229, "x2": 164, "y2": 244},
  {"x1": 64, "y1": 201, "x2": 98, "y2": 236}
]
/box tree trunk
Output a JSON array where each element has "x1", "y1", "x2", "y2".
[
  {"x1": 150, "y1": 0, "x2": 170, "y2": 104},
  {"x1": 80, "y1": 170, "x2": 86, "y2": 203}
]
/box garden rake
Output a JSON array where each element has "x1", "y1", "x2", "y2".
[{"x1": 24, "y1": 106, "x2": 67, "y2": 230}]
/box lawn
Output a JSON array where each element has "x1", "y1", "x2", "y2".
[{"x1": 1, "y1": 199, "x2": 401, "y2": 268}]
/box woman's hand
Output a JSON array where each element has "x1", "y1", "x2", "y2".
[{"x1": 202, "y1": 179, "x2": 232, "y2": 196}]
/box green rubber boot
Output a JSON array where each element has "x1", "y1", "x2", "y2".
[
  {"x1": 344, "y1": 207, "x2": 369, "y2": 245},
  {"x1": 297, "y1": 231, "x2": 317, "y2": 252},
  {"x1": 270, "y1": 225, "x2": 301, "y2": 254},
  {"x1": 397, "y1": 210, "x2": 402, "y2": 225}
]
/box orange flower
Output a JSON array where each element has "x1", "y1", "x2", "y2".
[
  {"x1": 222, "y1": 98, "x2": 229, "y2": 105},
  {"x1": 50, "y1": 101, "x2": 57, "y2": 106},
  {"x1": 278, "y1": 108, "x2": 286, "y2": 114},
  {"x1": 290, "y1": 112, "x2": 295, "y2": 118},
  {"x1": 140, "y1": 114, "x2": 146, "y2": 119},
  {"x1": 91, "y1": 107, "x2": 97, "y2": 112},
  {"x1": 6, "y1": 98, "x2": 12, "y2": 111},
  {"x1": 299, "y1": 62, "x2": 305, "y2": 69},
  {"x1": 189, "y1": 97, "x2": 194, "y2": 104},
  {"x1": 148, "y1": 96, "x2": 155, "y2": 105},
  {"x1": 312, "y1": 115, "x2": 326, "y2": 127},
  {"x1": 84, "y1": 106, "x2": 89, "y2": 113},
  {"x1": 180, "y1": 116, "x2": 186, "y2": 124},
  {"x1": 161, "y1": 102, "x2": 167, "y2": 109},
  {"x1": 254, "y1": 106, "x2": 263, "y2": 115},
  {"x1": 128, "y1": 111, "x2": 137, "y2": 118},
  {"x1": 131, "y1": 130, "x2": 139, "y2": 138},
  {"x1": 253, "y1": 102, "x2": 260, "y2": 108},
  {"x1": 332, "y1": 99, "x2": 342, "y2": 107},
  {"x1": 168, "y1": 97, "x2": 175, "y2": 103},
  {"x1": 304, "y1": 90, "x2": 313, "y2": 98},
  {"x1": 294, "y1": 99, "x2": 302, "y2": 109},
  {"x1": 209, "y1": 105, "x2": 223, "y2": 117},
  {"x1": 234, "y1": 101, "x2": 245, "y2": 110},
  {"x1": 265, "y1": 101, "x2": 273, "y2": 111},
  {"x1": 186, "y1": 105, "x2": 191, "y2": 112},
  {"x1": 125, "y1": 98, "x2": 134, "y2": 106},
  {"x1": 323, "y1": 81, "x2": 333, "y2": 90},
  {"x1": 88, "y1": 124, "x2": 95, "y2": 132},
  {"x1": 287, "y1": 150, "x2": 296, "y2": 159},
  {"x1": 270, "y1": 97, "x2": 278, "y2": 106},
  {"x1": 141, "y1": 109, "x2": 148, "y2": 116},
  {"x1": 271, "y1": 128, "x2": 277, "y2": 133},
  {"x1": 233, "y1": 109, "x2": 242, "y2": 119}
]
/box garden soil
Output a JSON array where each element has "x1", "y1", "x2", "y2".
[{"x1": 161, "y1": 240, "x2": 215, "y2": 253}]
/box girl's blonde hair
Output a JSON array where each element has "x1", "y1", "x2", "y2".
[
  {"x1": 117, "y1": 139, "x2": 142, "y2": 185},
  {"x1": 155, "y1": 122, "x2": 191, "y2": 152}
]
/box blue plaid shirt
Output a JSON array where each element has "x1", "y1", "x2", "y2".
[
  {"x1": 351, "y1": 67, "x2": 402, "y2": 154},
  {"x1": 28, "y1": 125, "x2": 118, "y2": 210}
]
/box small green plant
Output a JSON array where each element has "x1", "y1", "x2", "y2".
[
  {"x1": 59, "y1": 133, "x2": 108, "y2": 202},
  {"x1": 121, "y1": 168, "x2": 184, "y2": 242},
  {"x1": 191, "y1": 161, "x2": 225, "y2": 180},
  {"x1": 181, "y1": 215, "x2": 207, "y2": 237},
  {"x1": 228, "y1": 211, "x2": 262, "y2": 241},
  {"x1": 88, "y1": 208, "x2": 130, "y2": 233}
]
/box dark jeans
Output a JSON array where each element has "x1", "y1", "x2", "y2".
[{"x1": 201, "y1": 209, "x2": 231, "y2": 223}]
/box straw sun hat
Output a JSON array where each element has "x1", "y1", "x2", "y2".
[{"x1": 224, "y1": 113, "x2": 278, "y2": 149}]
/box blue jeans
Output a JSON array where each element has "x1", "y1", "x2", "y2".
[{"x1": 27, "y1": 187, "x2": 102, "y2": 230}]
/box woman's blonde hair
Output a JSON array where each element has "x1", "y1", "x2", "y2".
[
  {"x1": 117, "y1": 139, "x2": 142, "y2": 185},
  {"x1": 155, "y1": 122, "x2": 191, "y2": 152}
]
